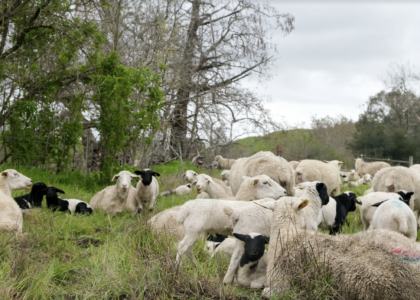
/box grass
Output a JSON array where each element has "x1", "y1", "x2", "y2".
[{"x1": 0, "y1": 164, "x2": 413, "y2": 299}]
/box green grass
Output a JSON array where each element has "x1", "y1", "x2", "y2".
[{"x1": 0, "y1": 166, "x2": 414, "y2": 299}]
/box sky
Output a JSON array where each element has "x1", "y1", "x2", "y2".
[{"x1": 243, "y1": 1, "x2": 420, "y2": 128}]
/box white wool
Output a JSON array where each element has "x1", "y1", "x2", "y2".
[
  {"x1": 182, "y1": 170, "x2": 198, "y2": 183},
  {"x1": 136, "y1": 175, "x2": 159, "y2": 214}
]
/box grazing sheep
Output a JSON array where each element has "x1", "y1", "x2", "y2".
[
  {"x1": 372, "y1": 166, "x2": 420, "y2": 209},
  {"x1": 13, "y1": 182, "x2": 47, "y2": 208},
  {"x1": 134, "y1": 169, "x2": 160, "y2": 214},
  {"x1": 212, "y1": 155, "x2": 236, "y2": 169},
  {"x1": 229, "y1": 151, "x2": 295, "y2": 196},
  {"x1": 355, "y1": 158, "x2": 390, "y2": 177},
  {"x1": 370, "y1": 199, "x2": 417, "y2": 241},
  {"x1": 288, "y1": 161, "x2": 300, "y2": 170},
  {"x1": 57, "y1": 198, "x2": 93, "y2": 215},
  {"x1": 160, "y1": 184, "x2": 192, "y2": 197},
  {"x1": 90, "y1": 170, "x2": 140, "y2": 215},
  {"x1": 318, "y1": 191, "x2": 361, "y2": 234},
  {"x1": 182, "y1": 170, "x2": 198, "y2": 183},
  {"x1": 264, "y1": 196, "x2": 420, "y2": 299},
  {"x1": 0, "y1": 169, "x2": 32, "y2": 234},
  {"x1": 194, "y1": 174, "x2": 234, "y2": 199},
  {"x1": 232, "y1": 233, "x2": 269, "y2": 288},
  {"x1": 205, "y1": 236, "x2": 236, "y2": 258},
  {"x1": 45, "y1": 186, "x2": 65, "y2": 210},
  {"x1": 358, "y1": 191, "x2": 414, "y2": 230},
  {"x1": 221, "y1": 170, "x2": 230, "y2": 185},
  {"x1": 295, "y1": 160, "x2": 341, "y2": 196}
]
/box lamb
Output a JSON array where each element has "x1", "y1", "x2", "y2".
[
  {"x1": 295, "y1": 159, "x2": 341, "y2": 196},
  {"x1": 0, "y1": 169, "x2": 32, "y2": 234},
  {"x1": 205, "y1": 236, "x2": 236, "y2": 258},
  {"x1": 160, "y1": 184, "x2": 192, "y2": 197},
  {"x1": 212, "y1": 155, "x2": 236, "y2": 169},
  {"x1": 356, "y1": 173, "x2": 373, "y2": 185},
  {"x1": 45, "y1": 186, "x2": 65, "y2": 210},
  {"x1": 358, "y1": 191, "x2": 414, "y2": 230},
  {"x1": 370, "y1": 199, "x2": 417, "y2": 240},
  {"x1": 348, "y1": 169, "x2": 360, "y2": 181},
  {"x1": 229, "y1": 151, "x2": 295, "y2": 196},
  {"x1": 372, "y1": 166, "x2": 420, "y2": 210},
  {"x1": 13, "y1": 182, "x2": 47, "y2": 209},
  {"x1": 231, "y1": 233, "x2": 269, "y2": 289},
  {"x1": 355, "y1": 157, "x2": 390, "y2": 177},
  {"x1": 148, "y1": 206, "x2": 184, "y2": 240},
  {"x1": 194, "y1": 174, "x2": 234, "y2": 199},
  {"x1": 182, "y1": 170, "x2": 198, "y2": 183},
  {"x1": 134, "y1": 169, "x2": 160, "y2": 213},
  {"x1": 57, "y1": 198, "x2": 93, "y2": 215},
  {"x1": 222, "y1": 182, "x2": 328, "y2": 285},
  {"x1": 90, "y1": 170, "x2": 140, "y2": 215},
  {"x1": 221, "y1": 170, "x2": 230, "y2": 185},
  {"x1": 318, "y1": 191, "x2": 361, "y2": 234},
  {"x1": 288, "y1": 161, "x2": 300, "y2": 170},
  {"x1": 264, "y1": 196, "x2": 420, "y2": 299}
]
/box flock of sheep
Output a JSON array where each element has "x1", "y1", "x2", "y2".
[{"x1": 2, "y1": 152, "x2": 420, "y2": 298}]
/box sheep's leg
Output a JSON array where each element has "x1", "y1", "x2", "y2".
[
  {"x1": 148, "y1": 197, "x2": 157, "y2": 212},
  {"x1": 361, "y1": 217, "x2": 369, "y2": 231},
  {"x1": 176, "y1": 232, "x2": 199, "y2": 265},
  {"x1": 223, "y1": 242, "x2": 243, "y2": 284}
]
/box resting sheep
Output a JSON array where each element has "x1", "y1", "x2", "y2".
[
  {"x1": 370, "y1": 199, "x2": 417, "y2": 241},
  {"x1": 182, "y1": 170, "x2": 198, "y2": 183},
  {"x1": 194, "y1": 174, "x2": 234, "y2": 199},
  {"x1": 212, "y1": 155, "x2": 236, "y2": 169},
  {"x1": 355, "y1": 158, "x2": 390, "y2": 177},
  {"x1": 148, "y1": 206, "x2": 184, "y2": 240},
  {"x1": 160, "y1": 184, "x2": 192, "y2": 197},
  {"x1": 295, "y1": 160, "x2": 341, "y2": 196},
  {"x1": 13, "y1": 182, "x2": 47, "y2": 209},
  {"x1": 264, "y1": 196, "x2": 420, "y2": 299},
  {"x1": 57, "y1": 198, "x2": 93, "y2": 215},
  {"x1": 221, "y1": 170, "x2": 230, "y2": 185},
  {"x1": 134, "y1": 169, "x2": 160, "y2": 213},
  {"x1": 229, "y1": 151, "x2": 295, "y2": 196},
  {"x1": 0, "y1": 169, "x2": 32, "y2": 234},
  {"x1": 45, "y1": 186, "x2": 65, "y2": 210},
  {"x1": 90, "y1": 170, "x2": 140, "y2": 215},
  {"x1": 356, "y1": 173, "x2": 373, "y2": 185}
]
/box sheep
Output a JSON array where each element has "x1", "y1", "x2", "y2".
[
  {"x1": 372, "y1": 166, "x2": 420, "y2": 209},
  {"x1": 358, "y1": 191, "x2": 414, "y2": 230},
  {"x1": 90, "y1": 170, "x2": 140, "y2": 215},
  {"x1": 160, "y1": 184, "x2": 192, "y2": 197},
  {"x1": 370, "y1": 199, "x2": 417, "y2": 241},
  {"x1": 264, "y1": 196, "x2": 420, "y2": 299},
  {"x1": 0, "y1": 169, "x2": 32, "y2": 234},
  {"x1": 348, "y1": 181, "x2": 359, "y2": 188},
  {"x1": 229, "y1": 151, "x2": 295, "y2": 196},
  {"x1": 45, "y1": 186, "x2": 65, "y2": 210},
  {"x1": 205, "y1": 236, "x2": 236, "y2": 258},
  {"x1": 57, "y1": 198, "x2": 93, "y2": 215},
  {"x1": 13, "y1": 182, "x2": 47, "y2": 209},
  {"x1": 409, "y1": 164, "x2": 420, "y2": 175},
  {"x1": 356, "y1": 173, "x2": 373, "y2": 185},
  {"x1": 222, "y1": 182, "x2": 328, "y2": 285},
  {"x1": 212, "y1": 155, "x2": 236, "y2": 169},
  {"x1": 318, "y1": 191, "x2": 361, "y2": 234},
  {"x1": 355, "y1": 158, "x2": 390, "y2": 177},
  {"x1": 193, "y1": 174, "x2": 234, "y2": 199},
  {"x1": 288, "y1": 161, "x2": 300, "y2": 170},
  {"x1": 148, "y1": 206, "x2": 184, "y2": 240},
  {"x1": 182, "y1": 170, "x2": 198, "y2": 183},
  {"x1": 348, "y1": 169, "x2": 360, "y2": 181},
  {"x1": 364, "y1": 187, "x2": 374, "y2": 195},
  {"x1": 231, "y1": 233, "x2": 269, "y2": 288},
  {"x1": 324, "y1": 160, "x2": 343, "y2": 171},
  {"x1": 134, "y1": 169, "x2": 160, "y2": 214},
  {"x1": 221, "y1": 170, "x2": 230, "y2": 185},
  {"x1": 295, "y1": 159, "x2": 341, "y2": 196}
]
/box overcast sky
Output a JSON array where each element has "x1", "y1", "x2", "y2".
[{"x1": 243, "y1": 1, "x2": 420, "y2": 128}]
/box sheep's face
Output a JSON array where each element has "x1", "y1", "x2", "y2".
[
  {"x1": 212, "y1": 161, "x2": 220, "y2": 169},
  {"x1": 221, "y1": 170, "x2": 230, "y2": 181},
  {"x1": 363, "y1": 174, "x2": 372, "y2": 184},
  {"x1": 1, "y1": 169, "x2": 32, "y2": 191},
  {"x1": 134, "y1": 169, "x2": 160, "y2": 186},
  {"x1": 183, "y1": 170, "x2": 198, "y2": 183},
  {"x1": 195, "y1": 174, "x2": 212, "y2": 194},
  {"x1": 233, "y1": 233, "x2": 268, "y2": 264},
  {"x1": 112, "y1": 171, "x2": 140, "y2": 191},
  {"x1": 244, "y1": 175, "x2": 286, "y2": 200},
  {"x1": 296, "y1": 171, "x2": 303, "y2": 182}
]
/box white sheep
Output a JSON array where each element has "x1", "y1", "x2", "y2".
[
  {"x1": 204, "y1": 237, "x2": 236, "y2": 258},
  {"x1": 221, "y1": 170, "x2": 230, "y2": 185},
  {"x1": 355, "y1": 158, "x2": 390, "y2": 177},
  {"x1": 356, "y1": 173, "x2": 373, "y2": 185},
  {"x1": 213, "y1": 155, "x2": 236, "y2": 169},
  {"x1": 160, "y1": 184, "x2": 192, "y2": 197},
  {"x1": 358, "y1": 191, "x2": 414, "y2": 230},
  {"x1": 0, "y1": 169, "x2": 32, "y2": 234},
  {"x1": 193, "y1": 174, "x2": 234, "y2": 199},
  {"x1": 288, "y1": 161, "x2": 300, "y2": 170},
  {"x1": 348, "y1": 169, "x2": 360, "y2": 181},
  {"x1": 148, "y1": 206, "x2": 184, "y2": 240},
  {"x1": 90, "y1": 170, "x2": 140, "y2": 215},
  {"x1": 182, "y1": 170, "x2": 198, "y2": 183},
  {"x1": 229, "y1": 151, "x2": 295, "y2": 196},
  {"x1": 134, "y1": 169, "x2": 160, "y2": 213},
  {"x1": 295, "y1": 160, "x2": 341, "y2": 196},
  {"x1": 370, "y1": 199, "x2": 417, "y2": 241}
]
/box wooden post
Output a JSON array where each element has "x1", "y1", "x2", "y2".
[
  {"x1": 179, "y1": 142, "x2": 184, "y2": 175},
  {"x1": 85, "y1": 133, "x2": 89, "y2": 182},
  {"x1": 277, "y1": 145, "x2": 282, "y2": 157},
  {"x1": 409, "y1": 156, "x2": 413, "y2": 167}
]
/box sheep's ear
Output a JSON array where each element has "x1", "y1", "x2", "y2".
[
  {"x1": 111, "y1": 175, "x2": 120, "y2": 181},
  {"x1": 407, "y1": 192, "x2": 414, "y2": 198},
  {"x1": 372, "y1": 200, "x2": 387, "y2": 207},
  {"x1": 152, "y1": 172, "x2": 160, "y2": 177},
  {"x1": 191, "y1": 180, "x2": 197, "y2": 187},
  {"x1": 338, "y1": 161, "x2": 343, "y2": 165},
  {"x1": 193, "y1": 172, "x2": 198, "y2": 176},
  {"x1": 233, "y1": 233, "x2": 247, "y2": 242},
  {"x1": 252, "y1": 179, "x2": 259, "y2": 185},
  {"x1": 263, "y1": 236, "x2": 270, "y2": 244},
  {"x1": 55, "y1": 188, "x2": 65, "y2": 194},
  {"x1": 131, "y1": 175, "x2": 141, "y2": 181},
  {"x1": 355, "y1": 197, "x2": 363, "y2": 205},
  {"x1": 297, "y1": 199, "x2": 309, "y2": 210},
  {"x1": 134, "y1": 170, "x2": 143, "y2": 176},
  {"x1": 1, "y1": 171, "x2": 7, "y2": 177}
]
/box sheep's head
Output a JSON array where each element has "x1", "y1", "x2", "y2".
[
  {"x1": 212, "y1": 160, "x2": 220, "y2": 169},
  {"x1": 134, "y1": 169, "x2": 160, "y2": 186},
  {"x1": 243, "y1": 175, "x2": 286, "y2": 200},
  {"x1": 182, "y1": 170, "x2": 198, "y2": 183},
  {"x1": 1, "y1": 169, "x2": 33, "y2": 191},
  {"x1": 112, "y1": 170, "x2": 140, "y2": 191},
  {"x1": 30, "y1": 182, "x2": 48, "y2": 207},
  {"x1": 277, "y1": 197, "x2": 310, "y2": 229},
  {"x1": 233, "y1": 232, "x2": 269, "y2": 265},
  {"x1": 194, "y1": 174, "x2": 212, "y2": 194}
]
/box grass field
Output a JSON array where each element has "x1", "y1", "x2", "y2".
[{"x1": 0, "y1": 162, "x2": 409, "y2": 299}]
